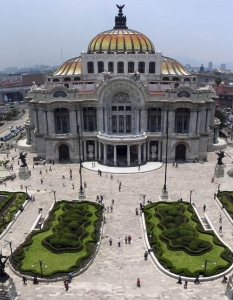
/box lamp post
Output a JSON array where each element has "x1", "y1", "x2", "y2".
[
  {"x1": 77, "y1": 125, "x2": 86, "y2": 200},
  {"x1": 4, "y1": 240, "x2": 13, "y2": 256},
  {"x1": 203, "y1": 259, "x2": 216, "y2": 276},
  {"x1": 32, "y1": 260, "x2": 47, "y2": 278},
  {"x1": 50, "y1": 190, "x2": 56, "y2": 203},
  {"x1": 190, "y1": 189, "x2": 195, "y2": 204},
  {"x1": 161, "y1": 110, "x2": 169, "y2": 199},
  {"x1": 139, "y1": 194, "x2": 146, "y2": 206}
]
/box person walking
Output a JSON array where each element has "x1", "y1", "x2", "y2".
[
  {"x1": 137, "y1": 278, "x2": 140, "y2": 287},
  {"x1": 184, "y1": 280, "x2": 188, "y2": 289},
  {"x1": 109, "y1": 237, "x2": 112, "y2": 246},
  {"x1": 177, "y1": 276, "x2": 182, "y2": 284},
  {"x1": 64, "y1": 280, "x2": 69, "y2": 291},
  {"x1": 222, "y1": 275, "x2": 228, "y2": 283},
  {"x1": 203, "y1": 204, "x2": 206, "y2": 212},
  {"x1": 144, "y1": 251, "x2": 148, "y2": 260},
  {"x1": 22, "y1": 276, "x2": 27, "y2": 285},
  {"x1": 110, "y1": 205, "x2": 113, "y2": 212},
  {"x1": 118, "y1": 238, "x2": 121, "y2": 247},
  {"x1": 219, "y1": 215, "x2": 222, "y2": 223},
  {"x1": 125, "y1": 236, "x2": 128, "y2": 244},
  {"x1": 128, "y1": 235, "x2": 131, "y2": 244},
  {"x1": 194, "y1": 275, "x2": 200, "y2": 284},
  {"x1": 219, "y1": 225, "x2": 223, "y2": 233}
]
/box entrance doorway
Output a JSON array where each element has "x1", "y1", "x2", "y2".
[
  {"x1": 117, "y1": 145, "x2": 127, "y2": 155},
  {"x1": 59, "y1": 144, "x2": 70, "y2": 161},
  {"x1": 175, "y1": 144, "x2": 186, "y2": 161}
]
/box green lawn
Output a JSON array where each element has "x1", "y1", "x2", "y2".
[
  {"x1": 144, "y1": 202, "x2": 231, "y2": 277},
  {"x1": 13, "y1": 201, "x2": 102, "y2": 277}
]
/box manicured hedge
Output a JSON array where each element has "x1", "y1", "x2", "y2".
[{"x1": 144, "y1": 202, "x2": 231, "y2": 277}]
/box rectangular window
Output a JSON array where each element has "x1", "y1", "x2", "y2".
[
  {"x1": 112, "y1": 106, "x2": 117, "y2": 111},
  {"x1": 62, "y1": 116, "x2": 68, "y2": 133},
  {"x1": 118, "y1": 106, "x2": 124, "y2": 111},
  {"x1": 89, "y1": 115, "x2": 94, "y2": 131},
  {"x1": 151, "y1": 115, "x2": 156, "y2": 132},
  {"x1": 83, "y1": 115, "x2": 88, "y2": 131},
  {"x1": 56, "y1": 116, "x2": 61, "y2": 131},
  {"x1": 112, "y1": 116, "x2": 117, "y2": 132},
  {"x1": 126, "y1": 115, "x2": 131, "y2": 132},
  {"x1": 177, "y1": 116, "x2": 183, "y2": 133},
  {"x1": 126, "y1": 106, "x2": 131, "y2": 111},
  {"x1": 119, "y1": 116, "x2": 124, "y2": 132}
]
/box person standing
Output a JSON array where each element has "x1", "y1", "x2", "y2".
[
  {"x1": 184, "y1": 280, "x2": 188, "y2": 289},
  {"x1": 118, "y1": 238, "x2": 121, "y2": 247},
  {"x1": 137, "y1": 278, "x2": 140, "y2": 287},
  {"x1": 203, "y1": 204, "x2": 206, "y2": 212},
  {"x1": 109, "y1": 237, "x2": 112, "y2": 246},
  {"x1": 64, "y1": 280, "x2": 69, "y2": 291},
  {"x1": 128, "y1": 235, "x2": 131, "y2": 244},
  {"x1": 144, "y1": 251, "x2": 148, "y2": 260},
  {"x1": 219, "y1": 225, "x2": 223, "y2": 233},
  {"x1": 22, "y1": 276, "x2": 27, "y2": 284},
  {"x1": 219, "y1": 215, "x2": 222, "y2": 223}
]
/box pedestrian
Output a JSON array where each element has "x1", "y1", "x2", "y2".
[
  {"x1": 39, "y1": 170, "x2": 42, "y2": 175},
  {"x1": 70, "y1": 169, "x2": 72, "y2": 174},
  {"x1": 138, "y1": 165, "x2": 140, "y2": 171},
  {"x1": 118, "y1": 238, "x2": 121, "y2": 247},
  {"x1": 33, "y1": 276, "x2": 38, "y2": 284},
  {"x1": 62, "y1": 175, "x2": 65, "y2": 179},
  {"x1": 33, "y1": 196, "x2": 35, "y2": 202},
  {"x1": 41, "y1": 179, "x2": 43, "y2": 184},
  {"x1": 112, "y1": 199, "x2": 114, "y2": 205},
  {"x1": 22, "y1": 276, "x2": 27, "y2": 284},
  {"x1": 219, "y1": 225, "x2": 223, "y2": 233},
  {"x1": 64, "y1": 280, "x2": 69, "y2": 291},
  {"x1": 177, "y1": 276, "x2": 182, "y2": 284},
  {"x1": 222, "y1": 275, "x2": 228, "y2": 283},
  {"x1": 49, "y1": 166, "x2": 52, "y2": 171},
  {"x1": 18, "y1": 160, "x2": 19, "y2": 165},
  {"x1": 125, "y1": 236, "x2": 128, "y2": 244},
  {"x1": 214, "y1": 193, "x2": 217, "y2": 199},
  {"x1": 184, "y1": 280, "x2": 188, "y2": 289},
  {"x1": 70, "y1": 174, "x2": 72, "y2": 180},
  {"x1": 203, "y1": 204, "x2": 206, "y2": 212},
  {"x1": 128, "y1": 235, "x2": 131, "y2": 244},
  {"x1": 109, "y1": 237, "x2": 112, "y2": 246},
  {"x1": 219, "y1": 215, "x2": 222, "y2": 223},
  {"x1": 72, "y1": 183, "x2": 74, "y2": 189},
  {"x1": 194, "y1": 275, "x2": 200, "y2": 284},
  {"x1": 68, "y1": 272, "x2": 73, "y2": 282},
  {"x1": 135, "y1": 208, "x2": 138, "y2": 215},
  {"x1": 110, "y1": 205, "x2": 113, "y2": 212},
  {"x1": 110, "y1": 174, "x2": 113, "y2": 180},
  {"x1": 144, "y1": 251, "x2": 148, "y2": 260},
  {"x1": 172, "y1": 162, "x2": 175, "y2": 167},
  {"x1": 137, "y1": 278, "x2": 140, "y2": 287},
  {"x1": 46, "y1": 168, "x2": 48, "y2": 173},
  {"x1": 33, "y1": 165, "x2": 34, "y2": 169},
  {"x1": 53, "y1": 160, "x2": 54, "y2": 165}
]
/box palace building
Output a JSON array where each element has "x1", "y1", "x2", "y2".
[{"x1": 25, "y1": 5, "x2": 218, "y2": 165}]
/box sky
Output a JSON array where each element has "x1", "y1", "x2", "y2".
[{"x1": 0, "y1": 0, "x2": 232, "y2": 70}]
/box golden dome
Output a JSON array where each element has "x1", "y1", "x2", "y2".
[
  {"x1": 161, "y1": 57, "x2": 190, "y2": 76},
  {"x1": 87, "y1": 28, "x2": 155, "y2": 54},
  {"x1": 53, "y1": 57, "x2": 82, "y2": 76}
]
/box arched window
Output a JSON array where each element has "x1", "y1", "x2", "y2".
[
  {"x1": 162, "y1": 77, "x2": 169, "y2": 81},
  {"x1": 173, "y1": 77, "x2": 179, "y2": 81},
  {"x1": 149, "y1": 62, "x2": 155, "y2": 73},
  {"x1": 184, "y1": 78, "x2": 190, "y2": 82},
  {"x1": 97, "y1": 61, "x2": 104, "y2": 73},
  {"x1": 74, "y1": 77, "x2": 81, "y2": 81},
  {"x1": 53, "y1": 78, "x2": 60, "y2": 82},
  {"x1": 108, "y1": 62, "x2": 114, "y2": 72},
  {"x1": 128, "y1": 62, "x2": 134, "y2": 73},
  {"x1": 138, "y1": 62, "x2": 145, "y2": 73},
  {"x1": 117, "y1": 62, "x2": 124, "y2": 73},
  {"x1": 64, "y1": 78, "x2": 71, "y2": 81},
  {"x1": 87, "y1": 62, "x2": 94, "y2": 73}
]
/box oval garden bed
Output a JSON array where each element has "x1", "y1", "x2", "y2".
[
  {"x1": 11, "y1": 201, "x2": 103, "y2": 278},
  {"x1": 144, "y1": 202, "x2": 232, "y2": 277}
]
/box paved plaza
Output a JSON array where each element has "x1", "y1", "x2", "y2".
[{"x1": 0, "y1": 143, "x2": 233, "y2": 299}]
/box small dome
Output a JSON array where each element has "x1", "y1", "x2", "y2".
[
  {"x1": 53, "y1": 57, "x2": 82, "y2": 76},
  {"x1": 88, "y1": 28, "x2": 155, "y2": 54},
  {"x1": 161, "y1": 57, "x2": 190, "y2": 76}
]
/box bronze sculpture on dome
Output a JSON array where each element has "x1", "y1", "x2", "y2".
[{"x1": 116, "y1": 4, "x2": 125, "y2": 12}]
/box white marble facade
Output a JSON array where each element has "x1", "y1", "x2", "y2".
[{"x1": 26, "y1": 6, "x2": 217, "y2": 165}]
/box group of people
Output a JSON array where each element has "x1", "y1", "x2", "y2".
[{"x1": 177, "y1": 275, "x2": 228, "y2": 288}]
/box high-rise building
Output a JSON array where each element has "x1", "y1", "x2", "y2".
[
  {"x1": 220, "y1": 63, "x2": 226, "y2": 70},
  {"x1": 208, "y1": 61, "x2": 213, "y2": 71}
]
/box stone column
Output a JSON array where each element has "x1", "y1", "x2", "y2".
[
  {"x1": 127, "y1": 145, "x2": 130, "y2": 166},
  {"x1": 141, "y1": 109, "x2": 147, "y2": 133},
  {"x1": 158, "y1": 141, "x2": 162, "y2": 161},
  {"x1": 143, "y1": 142, "x2": 146, "y2": 163},
  {"x1": 103, "y1": 144, "x2": 107, "y2": 164},
  {"x1": 196, "y1": 111, "x2": 200, "y2": 134},
  {"x1": 26, "y1": 127, "x2": 30, "y2": 144},
  {"x1": 168, "y1": 110, "x2": 175, "y2": 133},
  {"x1": 69, "y1": 110, "x2": 76, "y2": 134},
  {"x1": 104, "y1": 108, "x2": 108, "y2": 133},
  {"x1": 147, "y1": 141, "x2": 150, "y2": 160},
  {"x1": 97, "y1": 108, "x2": 103, "y2": 132},
  {"x1": 138, "y1": 144, "x2": 141, "y2": 165},
  {"x1": 43, "y1": 111, "x2": 48, "y2": 135},
  {"x1": 83, "y1": 140, "x2": 87, "y2": 161},
  {"x1": 98, "y1": 142, "x2": 102, "y2": 161},
  {"x1": 48, "y1": 111, "x2": 55, "y2": 135},
  {"x1": 136, "y1": 109, "x2": 140, "y2": 133},
  {"x1": 95, "y1": 140, "x2": 98, "y2": 160},
  {"x1": 114, "y1": 145, "x2": 117, "y2": 166}
]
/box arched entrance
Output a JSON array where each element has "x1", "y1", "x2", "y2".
[
  {"x1": 59, "y1": 144, "x2": 70, "y2": 161},
  {"x1": 175, "y1": 144, "x2": 186, "y2": 161}
]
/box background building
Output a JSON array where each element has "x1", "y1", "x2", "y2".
[{"x1": 26, "y1": 6, "x2": 217, "y2": 164}]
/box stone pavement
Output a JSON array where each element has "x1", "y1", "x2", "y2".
[{"x1": 0, "y1": 146, "x2": 232, "y2": 299}]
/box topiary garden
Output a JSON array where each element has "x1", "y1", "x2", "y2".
[
  {"x1": 217, "y1": 191, "x2": 233, "y2": 218},
  {"x1": 144, "y1": 202, "x2": 231, "y2": 277},
  {"x1": 12, "y1": 200, "x2": 103, "y2": 278}
]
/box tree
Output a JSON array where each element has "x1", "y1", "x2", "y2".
[
  {"x1": 215, "y1": 76, "x2": 222, "y2": 93},
  {"x1": 215, "y1": 108, "x2": 226, "y2": 129}
]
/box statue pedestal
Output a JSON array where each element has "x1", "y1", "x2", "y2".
[
  {"x1": 160, "y1": 188, "x2": 169, "y2": 200},
  {"x1": 215, "y1": 164, "x2": 225, "y2": 178},
  {"x1": 78, "y1": 189, "x2": 86, "y2": 200},
  {"x1": 18, "y1": 166, "x2": 31, "y2": 180},
  {"x1": 0, "y1": 275, "x2": 17, "y2": 300}
]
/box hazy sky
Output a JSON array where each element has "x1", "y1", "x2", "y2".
[{"x1": 0, "y1": 0, "x2": 232, "y2": 70}]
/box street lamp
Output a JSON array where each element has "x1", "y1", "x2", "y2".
[
  {"x1": 77, "y1": 125, "x2": 86, "y2": 199},
  {"x1": 4, "y1": 240, "x2": 13, "y2": 256},
  {"x1": 32, "y1": 260, "x2": 47, "y2": 278},
  {"x1": 203, "y1": 259, "x2": 216, "y2": 276},
  {"x1": 161, "y1": 110, "x2": 169, "y2": 199},
  {"x1": 50, "y1": 190, "x2": 56, "y2": 203},
  {"x1": 190, "y1": 189, "x2": 195, "y2": 204},
  {"x1": 139, "y1": 194, "x2": 146, "y2": 205}
]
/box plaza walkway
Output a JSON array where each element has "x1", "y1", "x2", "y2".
[{"x1": 0, "y1": 146, "x2": 232, "y2": 299}]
